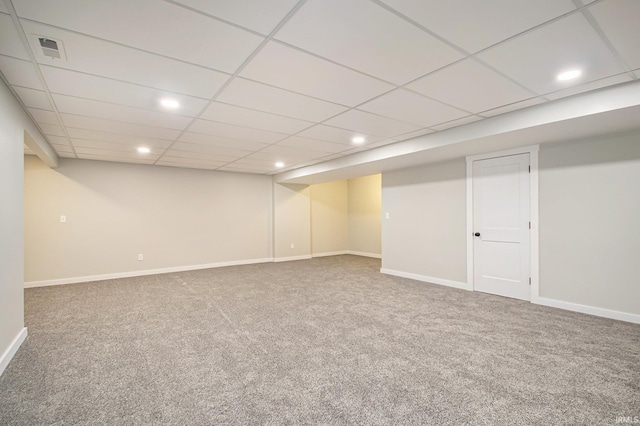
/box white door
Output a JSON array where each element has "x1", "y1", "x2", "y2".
[{"x1": 472, "y1": 153, "x2": 530, "y2": 300}]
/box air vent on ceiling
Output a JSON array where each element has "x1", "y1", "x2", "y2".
[
  {"x1": 39, "y1": 37, "x2": 60, "y2": 58},
  {"x1": 32, "y1": 35, "x2": 67, "y2": 61}
]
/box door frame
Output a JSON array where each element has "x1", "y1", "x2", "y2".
[{"x1": 466, "y1": 145, "x2": 539, "y2": 302}]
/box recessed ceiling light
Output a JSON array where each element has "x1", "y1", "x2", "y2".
[
  {"x1": 159, "y1": 98, "x2": 180, "y2": 110},
  {"x1": 137, "y1": 147, "x2": 151, "y2": 154},
  {"x1": 275, "y1": 162, "x2": 284, "y2": 168},
  {"x1": 352, "y1": 136, "x2": 365, "y2": 144},
  {"x1": 557, "y1": 69, "x2": 582, "y2": 81}
]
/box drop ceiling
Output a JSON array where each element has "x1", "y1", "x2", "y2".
[{"x1": 1, "y1": 0, "x2": 638, "y2": 175}]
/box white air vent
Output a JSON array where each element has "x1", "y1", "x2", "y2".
[
  {"x1": 39, "y1": 37, "x2": 60, "y2": 58},
  {"x1": 32, "y1": 35, "x2": 67, "y2": 61}
]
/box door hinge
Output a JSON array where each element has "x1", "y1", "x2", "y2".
[
  {"x1": 529, "y1": 277, "x2": 532, "y2": 285},
  {"x1": 529, "y1": 221, "x2": 531, "y2": 229},
  {"x1": 528, "y1": 165, "x2": 531, "y2": 173}
]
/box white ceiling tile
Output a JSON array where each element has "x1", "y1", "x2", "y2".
[
  {"x1": 242, "y1": 153, "x2": 313, "y2": 167},
  {"x1": 259, "y1": 144, "x2": 328, "y2": 160},
  {"x1": 358, "y1": 89, "x2": 468, "y2": 128},
  {"x1": 589, "y1": 0, "x2": 640, "y2": 70},
  {"x1": 71, "y1": 139, "x2": 164, "y2": 155},
  {"x1": 188, "y1": 119, "x2": 287, "y2": 144},
  {"x1": 76, "y1": 153, "x2": 155, "y2": 165},
  {"x1": 408, "y1": 59, "x2": 535, "y2": 113},
  {"x1": 200, "y1": 102, "x2": 312, "y2": 134},
  {"x1": 0, "y1": 4, "x2": 9, "y2": 13},
  {"x1": 391, "y1": 128, "x2": 435, "y2": 140},
  {"x1": 156, "y1": 161, "x2": 222, "y2": 171},
  {"x1": 27, "y1": 108, "x2": 59, "y2": 125},
  {"x1": 13, "y1": 0, "x2": 264, "y2": 73},
  {"x1": 179, "y1": 132, "x2": 269, "y2": 152},
  {"x1": 430, "y1": 115, "x2": 484, "y2": 131},
  {"x1": 66, "y1": 128, "x2": 172, "y2": 148},
  {"x1": 479, "y1": 98, "x2": 546, "y2": 117},
  {"x1": 635, "y1": 70, "x2": 640, "y2": 79},
  {"x1": 217, "y1": 167, "x2": 268, "y2": 174},
  {"x1": 160, "y1": 149, "x2": 240, "y2": 163},
  {"x1": 170, "y1": 141, "x2": 251, "y2": 158},
  {"x1": 278, "y1": 136, "x2": 354, "y2": 154},
  {"x1": 52, "y1": 95, "x2": 193, "y2": 131},
  {"x1": 75, "y1": 146, "x2": 159, "y2": 160},
  {"x1": 20, "y1": 21, "x2": 230, "y2": 98},
  {"x1": 41, "y1": 66, "x2": 208, "y2": 116},
  {"x1": 324, "y1": 109, "x2": 421, "y2": 138},
  {"x1": 39, "y1": 123, "x2": 66, "y2": 137},
  {"x1": 477, "y1": 13, "x2": 625, "y2": 95},
  {"x1": 240, "y1": 41, "x2": 394, "y2": 106},
  {"x1": 47, "y1": 135, "x2": 72, "y2": 146},
  {"x1": 0, "y1": 55, "x2": 42, "y2": 89},
  {"x1": 381, "y1": 0, "x2": 576, "y2": 53},
  {"x1": 61, "y1": 114, "x2": 181, "y2": 140},
  {"x1": 297, "y1": 124, "x2": 378, "y2": 145},
  {"x1": 545, "y1": 74, "x2": 633, "y2": 101},
  {"x1": 172, "y1": 0, "x2": 298, "y2": 34},
  {"x1": 13, "y1": 87, "x2": 52, "y2": 109},
  {"x1": 156, "y1": 155, "x2": 227, "y2": 167},
  {"x1": 0, "y1": 14, "x2": 30, "y2": 60},
  {"x1": 51, "y1": 144, "x2": 74, "y2": 153},
  {"x1": 275, "y1": 0, "x2": 463, "y2": 84},
  {"x1": 218, "y1": 78, "x2": 347, "y2": 122}
]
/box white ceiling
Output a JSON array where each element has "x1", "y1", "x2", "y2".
[{"x1": 0, "y1": 0, "x2": 638, "y2": 175}]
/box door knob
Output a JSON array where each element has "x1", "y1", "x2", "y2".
[{"x1": 474, "y1": 232, "x2": 481, "y2": 237}]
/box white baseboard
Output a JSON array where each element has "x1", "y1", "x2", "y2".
[
  {"x1": 348, "y1": 251, "x2": 382, "y2": 259},
  {"x1": 380, "y1": 268, "x2": 471, "y2": 291},
  {"x1": 312, "y1": 251, "x2": 348, "y2": 258},
  {"x1": 0, "y1": 327, "x2": 27, "y2": 377},
  {"x1": 533, "y1": 296, "x2": 640, "y2": 324},
  {"x1": 273, "y1": 255, "x2": 312, "y2": 263},
  {"x1": 24, "y1": 258, "x2": 274, "y2": 288}
]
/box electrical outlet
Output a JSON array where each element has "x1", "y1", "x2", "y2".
[
  {"x1": 60, "y1": 215, "x2": 67, "y2": 223},
  {"x1": 138, "y1": 254, "x2": 144, "y2": 261},
  {"x1": 290, "y1": 243, "x2": 295, "y2": 249},
  {"x1": 385, "y1": 212, "x2": 390, "y2": 219}
]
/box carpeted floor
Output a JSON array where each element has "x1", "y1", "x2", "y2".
[{"x1": 1, "y1": 255, "x2": 638, "y2": 425}]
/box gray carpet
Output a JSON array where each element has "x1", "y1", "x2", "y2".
[{"x1": 1, "y1": 255, "x2": 638, "y2": 425}]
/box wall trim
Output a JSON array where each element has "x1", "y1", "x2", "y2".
[
  {"x1": 466, "y1": 145, "x2": 540, "y2": 299},
  {"x1": 533, "y1": 297, "x2": 640, "y2": 325},
  {"x1": 312, "y1": 250, "x2": 348, "y2": 258},
  {"x1": 348, "y1": 250, "x2": 382, "y2": 259},
  {"x1": 380, "y1": 268, "x2": 471, "y2": 291},
  {"x1": 24, "y1": 258, "x2": 274, "y2": 288},
  {"x1": 273, "y1": 255, "x2": 313, "y2": 263},
  {"x1": 0, "y1": 327, "x2": 27, "y2": 377}
]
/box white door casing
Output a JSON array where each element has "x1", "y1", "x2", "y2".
[{"x1": 470, "y1": 152, "x2": 532, "y2": 301}]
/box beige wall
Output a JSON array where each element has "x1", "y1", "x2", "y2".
[
  {"x1": 539, "y1": 131, "x2": 640, "y2": 315},
  {"x1": 348, "y1": 174, "x2": 381, "y2": 256},
  {"x1": 0, "y1": 80, "x2": 46, "y2": 372},
  {"x1": 24, "y1": 156, "x2": 273, "y2": 282},
  {"x1": 310, "y1": 180, "x2": 348, "y2": 255},
  {"x1": 273, "y1": 183, "x2": 311, "y2": 260},
  {"x1": 381, "y1": 133, "x2": 640, "y2": 317},
  {"x1": 381, "y1": 160, "x2": 467, "y2": 283}
]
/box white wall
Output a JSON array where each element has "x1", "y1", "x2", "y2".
[
  {"x1": 273, "y1": 183, "x2": 311, "y2": 261},
  {"x1": 310, "y1": 180, "x2": 348, "y2": 256},
  {"x1": 24, "y1": 156, "x2": 273, "y2": 283},
  {"x1": 348, "y1": 174, "x2": 381, "y2": 257},
  {"x1": 381, "y1": 160, "x2": 467, "y2": 284},
  {"x1": 0, "y1": 80, "x2": 46, "y2": 374},
  {"x1": 539, "y1": 131, "x2": 640, "y2": 316}
]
